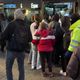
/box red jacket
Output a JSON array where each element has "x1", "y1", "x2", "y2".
[{"x1": 32, "y1": 29, "x2": 55, "y2": 52}]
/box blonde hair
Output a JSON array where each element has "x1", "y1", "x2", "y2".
[{"x1": 39, "y1": 22, "x2": 48, "y2": 30}]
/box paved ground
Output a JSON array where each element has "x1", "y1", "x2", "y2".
[{"x1": 0, "y1": 53, "x2": 73, "y2": 80}]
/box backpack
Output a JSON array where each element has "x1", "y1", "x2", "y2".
[{"x1": 9, "y1": 21, "x2": 29, "y2": 51}]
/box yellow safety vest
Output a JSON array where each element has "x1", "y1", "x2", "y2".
[
  {"x1": 68, "y1": 20, "x2": 80, "y2": 52},
  {"x1": 69, "y1": 19, "x2": 80, "y2": 30}
]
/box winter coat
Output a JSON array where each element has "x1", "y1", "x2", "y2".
[
  {"x1": 32, "y1": 29, "x2": 55, "y2": 52},
  {"x1": 68, "y1": 20, "x2": 80, "y2": 52},
  {"x1": 0, "y1": 9, "x2": 32, "y2": 52},
  {"x1": 66, "y1": 46, "x2": 80, "y2": 80},
  {"x1": 54, "y1": 22, "x2": 64, "y2": 50},
  {"x1": 0, "y1": 19, "x2": 30, "y2": 52}
]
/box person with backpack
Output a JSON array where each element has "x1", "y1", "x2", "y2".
[{"x1": 0, "y1": 8, "x2": 30, "y2": 80}]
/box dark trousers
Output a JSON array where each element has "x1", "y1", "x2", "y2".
[
  {"x1": 39, "y1": 51, "x2": 52, "y2": 72},
  {"x1": 64, "y1": 51, "x2": 72, "y2": 71},
  {"x1": 54, "y1": 47, "x2": 66, "y2": 72},
  {"x1": 0, "y1": 40, "x2": 6, "y2": 52},
  {"x1": 6, "y1": 51, "x2": 25, "y2": 80}
]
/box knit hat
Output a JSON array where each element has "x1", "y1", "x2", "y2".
[{"x1": 14, "y1": 8, "x2": 25, "y2": 20}]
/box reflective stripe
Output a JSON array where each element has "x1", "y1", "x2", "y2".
[
  {"x1": 41, "y1": 35, "x2": 55, "y2": 40},
  {"x1": 77, "y1": 27, "x2": 80, "y2": 29},
  {"x1": 72, "y1": 40, "x2": 80, "y2": 44},
  {"x1": 70, "y1": 44, "x2": 77, "y2": 48}
]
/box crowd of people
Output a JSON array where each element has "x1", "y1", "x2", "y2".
[{"x1": 0, "y1": 8, "x2": 80, "y2": 80}]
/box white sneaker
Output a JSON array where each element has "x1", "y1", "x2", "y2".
[
  {"x1": 60, "y1": 70, "x2": 66, "y2": 76},
  {"x1": 31, "y1": 66, "x2": 36, "y2": 69},
  {"x1": 62, "y1": 72, "x2": 66, "y2": 76},
  {"x1": 60, "y1": 70, "x2": 63, "y2": 74},
  {"x1": 36, "y1": 65, "x2": 41, "y2": 70}
]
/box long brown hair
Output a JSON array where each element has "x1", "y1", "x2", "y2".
[
  {"x1": 34, "y1": 14, "x2": 41, "y2": 29},
  {"x1": 61, "y1": 16, "x2": 71, "y2": 32}
]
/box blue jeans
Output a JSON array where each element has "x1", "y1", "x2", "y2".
[{"x1": 6, "y1": 51, "x2": 25, "y2": 80}]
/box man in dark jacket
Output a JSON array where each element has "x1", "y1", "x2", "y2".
[{"x1": 0, "y1": 8, "x2": 29, "y2": 80}]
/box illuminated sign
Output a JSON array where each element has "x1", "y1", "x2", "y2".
[
  {"x1": 31, "y1": 3, "x2": 38, "y2": 9},
  {"x1": 4, "y1": 4, "x2": 16, "y2": 8}
]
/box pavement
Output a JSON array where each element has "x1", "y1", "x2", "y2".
[{"x1": 0, "y1": 52, "x2": 73, "y2": 80}]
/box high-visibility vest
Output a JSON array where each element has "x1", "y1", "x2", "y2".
[
  {"x1": 68, "y1": 20, "x2": 80, "y2": 52},
  {"x1": 69, "y1": 19, "x2": 80, "y2": 30}
]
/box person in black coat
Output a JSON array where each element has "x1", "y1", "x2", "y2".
[
  {"x1": 51, "y1": 14, "x2": 64, "y2": 67},
  {"x1": 0, "y1": 8, "x2": 30, "y2": 80}
]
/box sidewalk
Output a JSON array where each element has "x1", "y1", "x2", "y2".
[{"x1": 0, "y1": 53, "x2": 72, "y2": 80}]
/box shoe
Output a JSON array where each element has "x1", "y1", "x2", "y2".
[
  {"x1": 60, "y1": 70, "x2": 66, "y2": 76},
  {"x1": 60, "y1": 70, "x2": 63, "y2": 74},
  {"x1": 31, "y1": 66, "x2": 36, "y2": 70},
  {"x1": 62, "y1": 72, "x2": 66, "y2": 76},
  {"x1": 36, "y1": 65, "x2": 41, "y2": 70}
]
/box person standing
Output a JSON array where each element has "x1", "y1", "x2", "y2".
[
  {"x1": 0, "y1": 13, "x2": 8, "y2": 52},
  {"x1": 52, "y1": 13, "x2": 64, "y2": 67},
  {"x1": 65, "y1": 13, "x2": 80, "y2": 67},
  {"x1": 60, "y1": 16, "x2": 71, "y2": 76},
  {"x1": 0, "y1": 8, "x2": 30, "y2": 80},
  {"x1": 33, "y1": 22, "x2": 55, "y2": 77},
  {"x1": 30, "y1": 14, "x2": 41, "y2": 69}
]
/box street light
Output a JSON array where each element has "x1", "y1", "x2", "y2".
[{"x1": 20, "y1": 3, "x2": 23, "y2": 8}]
